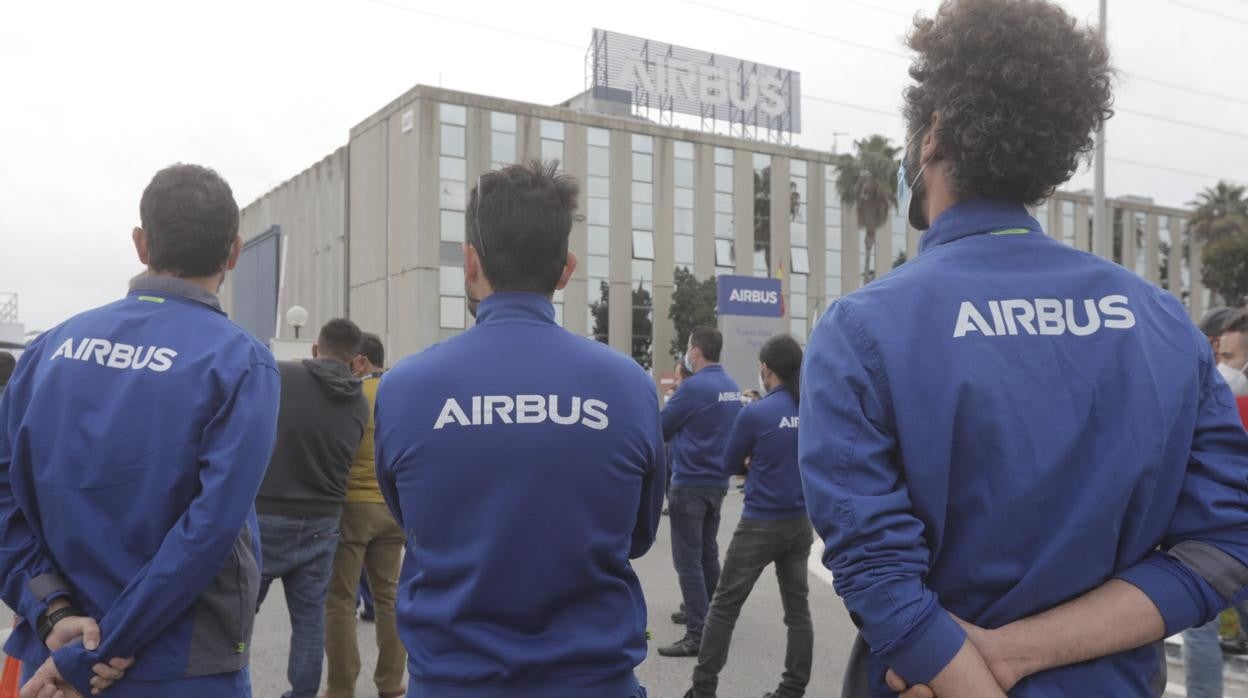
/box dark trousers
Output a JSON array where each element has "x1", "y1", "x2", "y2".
[
  {"x1": 257, "y1": 514, "x2": 341, "y2": 698},
  {"x1": 669, "y1": 486, "x2": 728, "y2": 639},
  {"x1": 691, "y1": 515, "x2": 815, "y2": 698}
]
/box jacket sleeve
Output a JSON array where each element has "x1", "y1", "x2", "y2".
[
  {"x1": 798, "y1": 301, "x2": 965, "y2": 685},
  {"x1": 661, "y1": 381, "x2": 698, "y2": 441},
  {"x1": 722, "y1": 406, "x2": 756, "y2": 476},
  {"x1": 1116, "y1": 340, "x2": 1248, "y2": 634},
  {"x1": 373, "y1": 383, "x2": 405, "y2": 529},
  {"x1": 630, "y1": 391, "x2": 667, "y2": 559},
  {"x1": 0, "y1": 361, "x2": 74, "y2": 633},
  {"x1": 51, "y1": 361, "x2": 281, "y2": 695}
]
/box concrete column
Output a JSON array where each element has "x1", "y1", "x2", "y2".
[
  {"x1": 842, "y1": 204, "x2": 860, "y2": 294},
  {"x1": 694, "y1": 143, "x2": 716, "y2": 280},
  {"x1": 609, "y1": 129, "x2": 632, "y2": 356},
  {"x1": 734, "y1": 149, "x2": 753, "y2": 276},
  {"x1": 771, "y1": 157, "x2": 791, "y2": 298},
  {"x1": 1145, "y1": 213, "x2": 1160, "y2": 286},
  {"x1": 808, "y1": 163, "x2": 827, "y2": 321},
  {"x1": 876, "y1": 216, "x2": 893, "y2": 279},
  {"x1": 563, "y1": 122, "x2": 588, "y2": 336},
  {"x1": 1190, "y1": 239, "x2": 1205, "y2": 321},
  {"x1": 1074, "y1": 202, "x2": 1090, "y2": 252},
  {"x1": 653, "y1": 137, "x2": 676, "y2": 385},
  {"x1": 1166, "y1": 224, "x2": 1181, "y2": 295}
]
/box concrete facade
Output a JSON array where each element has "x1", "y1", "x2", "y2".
[{"x1": 233, "y1": 85, "x2": 1202, "y2": 375}]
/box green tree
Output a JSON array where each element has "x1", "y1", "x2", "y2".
[
  {"x1": 1203, "y1": 236, "x2": 1248, "y2": 307},
  {"x1": 668, "y1": 267, "x2": 718, "y2": 362},
  {"x1": 1189, "y1": 181, "x2": 1248, "y2": 244},
  {"x1": 836, "y1": 135, "x2": 900, "y2": 285},
  {"x1": 893, "y1": 250, "x2": 908, "y2": 268},
  {"x1": 589, "y1": 281, "x2": 654, "y2": 369}
]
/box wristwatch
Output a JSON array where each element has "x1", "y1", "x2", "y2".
[{"x1": 37, "y1": 604, "x2": 83, "y2": 645}]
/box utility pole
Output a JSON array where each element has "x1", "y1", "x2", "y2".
[
  {"x1": 831, "y1": 132, "x2": 849, "y2": 154},
  {"x1": 1092, "y1": 0, "x2": 1110, "y2": 259}
]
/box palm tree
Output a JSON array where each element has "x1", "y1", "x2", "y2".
[
  {"x1": 1188, "y1": 181, "x2": 1248, "y2": 244},
  {"x1": 836, "y1": 135, "x2": 900, "y2": 285}
]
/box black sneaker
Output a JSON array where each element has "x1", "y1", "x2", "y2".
[
  {"x1": 359, "y1": 609, "x2": 376, "y2": 622},
  {"x1": 671, "y1": 610, "x2": 687, "y2": 625},
  {"x1": 658, "y1": 636, "x2": 701, "y2": 657}
]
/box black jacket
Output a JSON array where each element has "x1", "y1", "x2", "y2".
[{"x1": 257, "y1": 358, "x2": 368, "y2": 518}]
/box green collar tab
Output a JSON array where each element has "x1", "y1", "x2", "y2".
[
  {"x1": 137, "y1": 295, "x2": 166, "y2": 304},
  {"x1": 989, "y1": 228, "x2": 1031, "y2": 237}
]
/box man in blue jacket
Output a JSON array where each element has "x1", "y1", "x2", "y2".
[
  {"x1": 0, "y1": 163, "x2": 280, "y2": 697},
  {"x1": 374, "y1": 161, "x2": 664, "y2": 698},
  {"x1": 659, "y1": 326, "x2": 742, "y2": 658},
  {"x1": 801, "y1": 2, "x2": 1248, "y2": 696}
]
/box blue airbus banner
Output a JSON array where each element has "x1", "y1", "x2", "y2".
[{"x1": 717, "y1": 275, "x2": 783, "y2": 318}]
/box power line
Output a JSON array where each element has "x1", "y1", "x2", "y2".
[
  {"x1": 1108, "y1": 157, "x2": 1245, "y2": 185},
  {"x1": 680, "y1": 0, "x2": 911, "y2": 60},
  {"x1": 1157, "y1": 0, "x2": 1248, "y2": 26},
  {"x1": 356, "y1": 0, "x2": 584, "y2": 50},
  {"x1": 836, "y1": 0, "x2": 914, "y2": 19},
  {"x1": 1123, "y1": 73, "x2": 1248, "y2": 107},
  {"x1": 1117, "y1": 107, "x2": 1248, "y2": 141},
  {"x1": 804, "y1": 95, "x2": 903, "y2": 119}
]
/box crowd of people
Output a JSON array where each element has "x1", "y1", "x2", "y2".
[{"x1": 3, "y1": 1, "x2": 1248, "y2": 697}]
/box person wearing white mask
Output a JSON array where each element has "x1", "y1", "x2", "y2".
[{"x1": 1218, "y1": 311, "x2": 1248, "y2": 397}]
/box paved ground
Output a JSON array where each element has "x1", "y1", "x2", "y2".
[
  {"x1": 5, "y1": 486, "x2": 1248, "y2": 696},
  {"x1": 251, "y1": 483, "x2": 857, "y2": 697}
]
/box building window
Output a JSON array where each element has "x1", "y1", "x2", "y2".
[
  {"x1": 1159, "y1": 215, "x2": 1172, "y2": 288},
  {"x1": 1134, "y1": 211, "x2": 1148, "y2": 277},
  {"x1": 439, "y1": 103, "x2": 468, "y2": 329},
  {"x1": 541, "y1": 120, "x2": 565, "y2": 169},
  {"x1": 630, "y1": 134, "x2": 655, "y2": 370},
  {"x1": 753, "y1": 153, "x2": 772, "y2": 278},
  {"x1": 824, "y1": 164, "x2": 843, "y2": 308},
  {"x1": 674, "y1": 140, "x2": 695, "y2": 270},
  {"x1": 587, "y1": 127, "x2": 611, "y2": 343},
  {"x1": 790, "y1": 160, "x2": 810, "y2": 341},
  {"x1": 891, "y1": 207, "x2": 907, "y2": 269},
  {"x1": 490, "y1": 112, "x2": 517, "y2": 170},
  {"x1": 715, "y1": 147, "x2": 734, "y2": 276}
]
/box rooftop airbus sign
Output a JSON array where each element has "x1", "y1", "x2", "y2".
[{"x1": 590, "y1": 29, "x2": 802, "y2": 134}]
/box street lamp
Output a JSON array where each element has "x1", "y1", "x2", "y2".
[{"x1": 286, "y1": 306, "x2": 309, "y2": 339}]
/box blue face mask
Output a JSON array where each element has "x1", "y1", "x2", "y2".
[{"x1": 898, "y1": 127, "x2": 931, "y2": 231}]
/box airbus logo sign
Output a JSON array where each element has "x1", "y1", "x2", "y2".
[
  {"x1": 591, "y1": 29, "x2": 802, "y2": 133},
  {"x1": 718, "y1": 275, "x2": 783, "y2": 318}
]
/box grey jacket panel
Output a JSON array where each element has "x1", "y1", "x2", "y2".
[{"x1": 185, "y1": 526, "x2": 259, "y2": 676}]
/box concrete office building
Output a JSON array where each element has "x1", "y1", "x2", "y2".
[{"x1": 224, "y1": 84, "x2": 1202, "y2": 374}]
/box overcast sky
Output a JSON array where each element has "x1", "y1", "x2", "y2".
[{"x1": 2, "y1": 0, "x2": 1245, "y2": 331}]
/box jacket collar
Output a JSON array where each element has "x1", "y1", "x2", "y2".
[
  {"x1": 919, "y1": 199, "x2": 1041, "y2": 254},
  {"x1": 128, "y1": 275, "x2": 224, "y2": 314},
  {"x1": 475, "y1": 292, "x2": 557, "y2": 326}
]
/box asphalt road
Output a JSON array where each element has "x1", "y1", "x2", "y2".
[{"x1": 250, "y1": 484, "x2": 859, "y2": 697}]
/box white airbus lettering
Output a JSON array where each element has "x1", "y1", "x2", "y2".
[
  {"x1": 953, "y1": 296, "x2": 1136, "y2": 338},
  {"x1": 719, "y1": 391, "x2": 742, "y2": 402},
  {"x1": 432, "y1": 395, "x2": 610, "y2": 430},
  {"x1": 49, "y1": 338, "x2": 178, "y2": 372},
  {"x1": 728, "y1": 289, "x2": 779, "y2": 305},
  {"x1": 779, "y1": 416, "x2": 799, "y2": 429}
]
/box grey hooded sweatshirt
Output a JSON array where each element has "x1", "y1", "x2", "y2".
[{"x1": 257, "y1": 358, "x2": 369, "y2": 519}]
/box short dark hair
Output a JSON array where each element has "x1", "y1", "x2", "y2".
[
  {"x1": 317, "y1": 318, "x2": 364, "y2": 363},
  {"x1": 689, "y1": 326, "x2": 723, "y2": 363},
  {"x1": 466, "y1": 160, "x2": 579, "y2": 295},
  {"x1": 358, "y1": 333, "x2": 384, "y2": 368},
  {"x1": 0, "y1": 351, "x2": 15, "y2": 386},
  {"x1": 1222, "y1": 310, "x2": 1248, "y2": 345},
  {"x1": 1201, "y1": 307, "x2": 1236, "y2": 339},
  {"x1": 140, "y1": 164, "x2": 240, "y2": 277},
  {"x1": 903, "y1": 0, "x2": 1114, "y2": 205}
]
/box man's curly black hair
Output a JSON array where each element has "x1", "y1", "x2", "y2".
[{"x1": 903, "y1": 0, "x2": 1115, "y2": 206}]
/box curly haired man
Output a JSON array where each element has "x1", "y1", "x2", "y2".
[{"x1": 799, "y1": 1, "x2": 1248, "y2": 696}]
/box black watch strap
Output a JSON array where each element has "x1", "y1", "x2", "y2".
[{"x1": 38, "y1": 605, "x2": 83, "y2": 644}]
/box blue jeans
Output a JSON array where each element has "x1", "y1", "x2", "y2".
[
  {"x1": 668, "y1": 486, "x2": 728, "y2": 640},
  {"x1": 1183, "y1": 618, "x2": 1223, "y2": 698},
  {"x1": 257, "y1": 514, "x2": 340, "y2": 698}
]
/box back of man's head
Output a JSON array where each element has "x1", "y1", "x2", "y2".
[
  {"x1": 317, "y1": 319, "x2": 364, "y2": 363},
  {"x1": 0, "y1": 351, "x2": 15, "y2": 386},
  {"x1": 690, "y1": 326, "x2": 723, "y2": 363},
  {"x1": 140, "y1": 164, "x2": 239, "y2": 278},
  {"x1": 1202, "y1": 307, "x2": 1235, "y2": 340},
  {"x1": 359, "y1": 333, "x2": 385, "y2": 369},
  {"x1": 467, "y1": 160, "x2": 579, "y2": 295}
]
